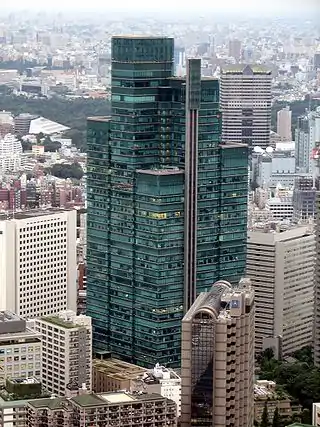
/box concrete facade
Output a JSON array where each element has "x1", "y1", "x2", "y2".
[
  {"x1": 220, "y1": 64, "x2": 272, "y2": 150},
  {"x1": 0, "y1": 209, "x2": 77, "y2": 319},
  {"x1": 181, "y1": 279, "x2": 255, "y2": 427},
  {"x1": 277, "y1": 107, "x2": 292, "y2": 142},
  {"x1": 247, "y1": 225, "x2": 315, "y2": 356},
  {"x1": 35, "y1": 311, "x2": 92, "y2": 396},
  {"x1": 0, "y1": 312, "x2": 42, "y2": 385},
  {"x1": 26, "y1": 392, "x2": 177, "y2": 427}
]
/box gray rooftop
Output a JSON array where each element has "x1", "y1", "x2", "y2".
[{"x1": 0, "y1": 208, "x2": 74, "y2": 222}]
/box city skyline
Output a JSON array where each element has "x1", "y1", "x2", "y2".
[{"x1": 4, "y1": 0, "x2": 319, "y2": 15}]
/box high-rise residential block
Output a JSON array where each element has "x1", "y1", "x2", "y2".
[
  {"x1": 277, "y1": 106, "x2": 292, "y2": 142},
  {"x1": 0, "y1": 209, "x2": 77, "y2": 319},
  {"x1": 247, "y1": 225, "x2": 315, "y2": 357},
  {"x1": 35, "y1": 311, "x2": 92, "y2": 396},
  {"x1": 0, "y1": 311, "x2": 42, "y2": 385},
  {"x1": 87, "y1": 36, "x2": 249, "y2": 367},
  {"x1": 180, "y1": 279, "x2": 255, "y2": 427},
  {"x1": 220, "y1": 64, "x2": 272, "y2": 150}
]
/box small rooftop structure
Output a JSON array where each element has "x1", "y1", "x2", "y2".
[{"x1": 0, "y1": 311, "x2": 26, "y2": 335}]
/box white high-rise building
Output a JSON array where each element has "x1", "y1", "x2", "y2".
[
  {"x1": 220, "y1": 64, "x2": 272, "y2": 150},
  {"x1": 35, "y1": 310, "x2": 92, "y2": 396},
  {"x1": 0, "y1": 209, "x2": 77, "y2": 319},
  {"x1": 247, "y1": 225, "x2": 315, "y2": 357},
  {"x1": 0, "y1": 133, "x2": 22, "y2": 174},
  {"x1": 277, "y1": 106, "x2": 292, "y2": 142}
]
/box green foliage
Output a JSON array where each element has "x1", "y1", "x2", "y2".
[
  {"x1": 43, "y1": 137, "x2": 61, "y2": 152},
  {"x1": 293, "y1": 346, "x2": 313, "y2": 366},
  {"x1": 260, "y1": 402, "x2": 270, "y2": 427},
  {"x1": 46, "y1": 162, "x2": 84, "y2": 180},
  {"x1": 0, "y1": 94, "x2": 111, "y2": 151},
  {"x1": 258, "y1": 346, "x2": 320, "y2": 415}
]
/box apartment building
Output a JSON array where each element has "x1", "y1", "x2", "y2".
[
  {"x1": 0, "y1": 311, "x2": 41, "y2": 385},
  {"x1": 35, "y1": 311, "x2": 92, "y2": 396},
  {"x1": 0, "y1": 209, "x2": 77, "y2": 318},
  {"x1": 247, "y1": 225, "x2": 315, "y2": 357},
  {"x1": 181, "y1": 279, "x2": 255, "y2": 427},
  {"x1": 26, "y1": 392, "x2": 177, "y2": 427}
]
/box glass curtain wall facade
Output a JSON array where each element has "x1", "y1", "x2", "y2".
[{"x1": 87, "y1": 36, "x2": 248, "y2": 367}]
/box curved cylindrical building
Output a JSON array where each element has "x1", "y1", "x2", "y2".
[{"x1": 181, "y1": 279, "x2": 255, "y2": 427}]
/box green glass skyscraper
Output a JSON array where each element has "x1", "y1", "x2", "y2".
[{"x1": 87, "y1": 36, "x2": 248, "y2": 367}]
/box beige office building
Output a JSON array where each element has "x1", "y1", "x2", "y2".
[
  {"x1": 0, "y1": 209, "x2": 77, "y2": 319},
  {"x1": 35, "y1": 311, "x2": 92, "y2": 396},
  {"x1": 220, "y1": 64, "x2": 272, "y2": 149},
  {"x1": 247, "y1": 225, "x2": 315, "y2": 357},
  {"x1": 181, "y1": 279, "x2": 255, "y2": 427}
]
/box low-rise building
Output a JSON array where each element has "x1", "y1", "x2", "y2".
[
  {"x1": 26, "y1": 392, "x2": 177, "y2": 427},
  {"x1": 93, "y1": 358, "x2": 147, "y2": 393},
  {"x1": 0, "y1": 312, "x2": 42, "y2": 385},
  {"x1": 254, "y1": 380, "x2": 301, "y2": 423},
  {"x1": 132, "y1": 364, "x2": 181, "y2": 417},
  {"x1": 0, "y1": 377, "x2": 48, "y2": 427}
]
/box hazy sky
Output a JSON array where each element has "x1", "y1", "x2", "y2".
[{"x1": 5, "y1": 0, "x2": 320, "y2": 13}]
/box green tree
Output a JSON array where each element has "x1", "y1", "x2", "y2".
[
  {"x1": 47, "y1": 162, "x2": 84, "y2": 180},
  {"x1": 260, "y1": 402, "x2": 270, "y2": 427},
  {"x1": 272, "y1": 407, "x2": 281, "y2": 427}
]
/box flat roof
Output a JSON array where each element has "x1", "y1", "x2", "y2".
[
  {"x1": 136, "y1": 168, "x2": 184, "y2": 176},
  {"x1": 0, "y1": 208, "x2": 74, "y2": 222},
  {"x1": 87, "y1": 116, "x2": 111, "y2": 122},
  {"x1": 219, "y1": 142, "x2": 248, "y2": 149},
  {"x1": 93, "y1": 358, "x2": 147, "y2": 381},
  {"x1": 0, "y1": 311, "x2": 22, "y2": 323},
  {"x1": 41, "y1": 316, "x2": 77, "y2": 329},
  {"x1": 0, "y1": 328, "x2": 41, "y2": 341},
  {"x1": 100, "y1": 393, "x2": 134, "y2": 404},
  {"x1": 112, "y1": 35, "x2": 173, "y2": 39},
  {"x1": 28, "y1": 397, "x2": 66, "y2": 410},
  {"x1": 71, "y1": 394, "x2": 106, "y2": 408},
  {"x1": 221, "y1": 64, "x2": 272, "y2": 74}
]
